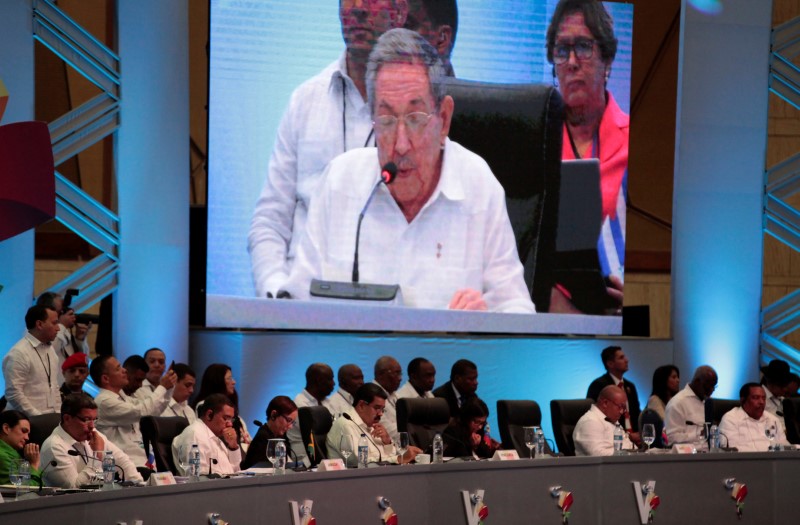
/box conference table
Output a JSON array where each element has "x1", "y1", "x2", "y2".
[{"x1": 0, "y1": 451, "x2": 796, "y2": 524}]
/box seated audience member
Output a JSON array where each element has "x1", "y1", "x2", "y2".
[
  {"x1": 0, "y1": 410, "x2": 41, "y2": 486},
  {"x1": 433, "y1": 359, "x2": 479, "y2": 419},
  {"x1": 372, "y1": 356, "x2": 403, "y2": 441},
  {"x1": 664, "y1": 365, "x2": 718, "y2": 451},
  {"x1": 641, "y1": 365, "x2": 680, "y2": 425},
  {"x1": 327, "y1": 384, "x2": 421, "y2": 465},
  {"x1": 288, "y1": 363, "x2": 335, "y2": 465},
  {"x1": 135, "y1": 347, "x2": 167, "y2": 398},
  {"x1": 161, "y1": 363, "x2": 197, "y2": 422},
  {"x1": 327, "y1": 364, "x2": 365, "y2": 418},
  {"x1": 241, "y1": 396, "x2": 298, "y2": 470},
  {"x1": 172, "y1": 394, "x2": 241, "y2": 476},
  {"x1": 60, "y1": 352, "x2": 90, "y2": 401},
  {"x1": 3, "y1": 305, "x2": 62, "y2": 415},
  {"x1": 573, "y1": 385, "x2": 634, "y2": 456},
  {"x1": 279, "y1": 29, "x2": 535, "y2": 314},
  {"x1": 396, "y1": 357, "x2": 436, "y2": 400},
  {"x1": 192, "y1": 364, "x2": 251, "y2": 448},
  {"x1": 91, "y1": 355, "x2": 176, "y2": 467},
  {"x1": 719, "y1": 383, "x2": 790, "y2": 452},
  {"x1": 761, "y1": 359, "x2": 791, "y2": 433},
  {"x1": 123, "y1": 355, "x2": 149, "y2": 396},
  {"x1": 586, "y1": 346, "x2": 641, "y2": 442},
  {"x1": 442, "y1": 397, "x2": 501, "y2": 459},
  {"x1": 36, "y1": 291, "x2": 91, "y2": 367},
  {"x1": 788, "y1": 373, "x2": 800, "y2": 398},
  {"x1": 41, "y1": 393, "x2": 143, "y2": 488}
]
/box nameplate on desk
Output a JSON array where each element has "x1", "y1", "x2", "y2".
[
  {"x1": 318, "y1": 459, "x2": 346, "y2": 471},
  {"x1": 671, "y1": 444, "x2": 697, "y2": 454},
  {"x1": 149, "y1": 472, "x2": 176, "y2": 486},
  {"x1": 491, "y1": 450, "x2": 520, "y2": 461}
]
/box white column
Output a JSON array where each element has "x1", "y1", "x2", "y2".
[{"x1": 115, "y1": 0, "x2": 190, "y2": 363}]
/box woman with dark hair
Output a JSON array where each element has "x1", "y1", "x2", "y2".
[
  {"x1": 442, "y1": 397, "x2": 501, "y2": 459},
  {"x1": 241, "y1": 396, "x2": 298, "y2": 469},
  {"x1": 0, "y1": 410, "x2": 41, "y2": 486},
  {"x1": 643, "y1": 365, "x2": 680, "y2": 422},
  {"x1": 192, "y1": 364, "x2": 252, "y2": 447}
]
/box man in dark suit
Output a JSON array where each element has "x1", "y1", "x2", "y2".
[
  {"x1": 586, "y1": 346, "x2": 641, "y2": 444},
  {"x1": 433, "y1": 359, "x2": 478, "y2": 419}
]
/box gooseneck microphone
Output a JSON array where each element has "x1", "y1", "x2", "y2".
[
  {"x1": 33, "y1": 460, "x2": 58, "y2": 492},
  {"x1": 67, "y1": 449, "x2": 126, "y2": 483},
  {"x1": 207, "y1": 457, "x2": 220, "y2": 478},
  {"x1": 341, "y1": 412, "x2": 383, "y2": 463},
  {"x1": 352, "y1": 162, "x2": 397, "y2": 283}
]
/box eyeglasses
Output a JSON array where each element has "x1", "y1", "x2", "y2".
[
  {"x1": 552, "y1": 39, "x2": 596, "y2": 65},
  {"x1": 74, "y1": 416, "x2": 99, "y2": 425},
  {"x1": 280, "y1": 414, "x2": 295, "y2": 427},
  {"x1": 373, "y1": 111, "x2": 435, "y2": 137}
]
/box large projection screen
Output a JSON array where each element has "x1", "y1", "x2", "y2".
[{"x1": 207, "y1": 0, "x2": 633, "y2": 334}]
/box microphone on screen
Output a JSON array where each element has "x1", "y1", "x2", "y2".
[{"x1": 352, "y1": 162, "x2": 397, "y2": 283}]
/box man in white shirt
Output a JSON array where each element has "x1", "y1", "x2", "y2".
[
  {"x1": 161, "y1": 363, "x2": 197, "y2": 423},
  {"x1": 664, "y1": 365, "x2": 718, "y2": 451},
  {"x1": 396, "y1": 357, "x2": 436, "y2": 400},
  {"x1": 3, "y1": 305, "x2": 62, "y2": 415},
  {"x1": 135, "y1": 347, "x2": 167, "y2": 399},
  {"x1": 719, "y1": 383, "x2": 790, "y2": 452},
  {"x1": 248, "y1": 0, "x2": 410, "y2": 298},
  {"x1": 328, "y1": 364, "x2": 365, "y2": 418},
  {"x1": 573, "y1": 385, "x2": 634, "y2": 456},
  {"x1": 40, "y1": 393, "x2": 143, "y2": 488},
  {"x1": 327, "y1": 383, "x2": 421, "y2": 465},
  {"x1": 122, "y1": 355, "x2": 149, "y2": 396},
  {"x1": 372, "y1": 356, "x2": 403, "y2": 441},
  {"x1": 91, "y1": 355, "x2": 176, "y2": 467},
  {"x1": 35, "y1": 291, "x2": 91, "y2": 370},
  {"x1": 172, "y1": 394, "x2": 241, "y2": 476},
  {"x1": 760, "y1": 359, "x2": 790, "y2": 434},
  {"x1": 288, "y1": 363, "x2": 336, "y2": 466},
  {"x1": 281, "y1": 29, "x2": 535, "y2": 314}
]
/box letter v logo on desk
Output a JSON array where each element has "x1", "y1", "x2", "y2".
[
  {"x1": 289, "y1": 500, "x2": 316, "y2": 525},
  {"x1": 461, "y1": 490, "x2": 489, "y2": 525}
]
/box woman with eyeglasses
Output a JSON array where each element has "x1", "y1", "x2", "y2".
[
  {"x1": 545, "y1": 0, "x2": 628, "y2": 315},
  {"x1": 241, "y1": 396, "x2": 298, "y2": 469},
  {"x1": 0, "y1": 410, "x2": 41, "y2": 486},
  {"x1": 442, "y1": 397, "x2": 501, "y2": 460}
]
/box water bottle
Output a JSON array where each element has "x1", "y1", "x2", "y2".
[
  {"x1": 102, "y1": 450, "x2": 115, "y2": 488},
  {"x1": 274, "y1": 440, "x2": 287, "y2": 475},
  {"x1": 613, "y1": 422, "x2": 624, "y2": 455},
  {"x1": 535, "y1": 427, "x2": 545, "y2": 459},
  {"x1": 432, "y1": 432, "x2": 444, "y2": 464},
  {"x1": 189, "y1": 443, "x2": 201, "y2": 480},
  {"x1": 358, "y1": 433, "x2": 369, "y2": 468},
  {"x1": 709, "y1": 424, "x2": 721, "y2": 452}
]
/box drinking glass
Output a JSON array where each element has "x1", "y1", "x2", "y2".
[
  {"x1": 10, "y1": 459, "x2": 30, "y2": 501},
  {"x1": 396, "y1": 432, "x2": 410, "y2": 464},
  {"x1": 340, "y1": 435, "x2": 355, "y2": 468},
  {"x1": 765, "y1": 423, "x2": 777, "y2": 451},
  {"x1": 642, "y1": 424, "x2": 656, "y2": 451},
  {"x1": 177, "y1": 445, "x2": 190, "y2": 475},
  {"x1": 266, "y1": 439, "x2": 282, "y2": 474},
  {"x1": 523, "y1": 426, "x2": 536, "y2": 459}
]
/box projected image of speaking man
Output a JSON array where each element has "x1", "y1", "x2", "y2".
[{"x1": 280, "y1": 29, "x2": 534, "y2": 314}]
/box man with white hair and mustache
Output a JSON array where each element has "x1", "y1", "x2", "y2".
[{"x1": 281, "y1": 28, "x2": 534, "y2": 314}]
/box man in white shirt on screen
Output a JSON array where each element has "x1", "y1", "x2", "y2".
[
  {"x1": 328, "y1": 364, "x2": 365, "y2": 418},
  {"x1": 396, "y1": 357, "x2": 436, "y2": 400},
  {"x1": 280, "y1": 29, "x2": 535, "y2": 314},
  {"x1": 719, "y1": 383, "x2": 789, "y2": 452},
  {"x1": 248, "y1": 0, "x2": 410, "y2": 298}
]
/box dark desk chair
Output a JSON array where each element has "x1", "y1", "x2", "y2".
[
  {"x1": 550, "y1": 399, "x2": 593, "y2": 456},
  {"x1": 140, "y1": 416, "x2": 190, "y2": 474},
  {"x1": 710, "y1": 398, "x2": 739, "y2": 425},
  {"x1": 496, "y1": 399, "x2": 554, "y2": 457},
  {"x1": 396, "y1": 397, "x2": 450, "y2": 453},
  {"x1": 28, "y1": 413, "x2": 61, "y2": 447},
  {"x1": 447, "y1": 80, "x2": 563, "y2": 312},
  {"x1": 298, "y1": 406, "x2": 333, "y2": 467},
  {"x1": 782, "y1": 397, "x2": 800, "y2": 444}
]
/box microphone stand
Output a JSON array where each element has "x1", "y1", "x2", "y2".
[{"x1": 341, "y1": 413, "x2": 384, "y2": 464}]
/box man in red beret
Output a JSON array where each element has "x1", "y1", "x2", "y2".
[{"x1": 60, "y1": 352, "x2": 90, "y2": 401}]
